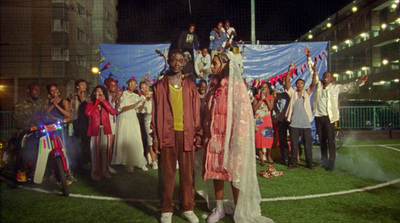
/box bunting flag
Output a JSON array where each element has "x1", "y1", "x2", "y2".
[
  {"x1": 100, "y1": 57, "x2": 106, "y2": 62},
  {"x1": 272, "y1": 76, "x2": 278, "y2": 86},
  {"x1": 94, "y1": 49, "x2": 100, "y2": 53},
  {"x1": 100, "y1": 62, "x2": 111, "y2": 72},
  {"x1": 140, "y1": 78, "x2": 145, "y2": 82},
  {"x1": 113, "y1": 67, "x2": 118, "y2": 73}
]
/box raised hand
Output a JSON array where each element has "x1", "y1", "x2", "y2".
[
  {"x1": 312, "y1": 61, "x2": 317, "y2": 74},
  {"x1": 289, "y1": 60, "x2": 296, "y2": 71},
  {"x1": 304, "y1": 47, "x2": 310, "y2": 57},
  {"x1": 361, "y1": 74, "x2": 368, "y2": 83}
]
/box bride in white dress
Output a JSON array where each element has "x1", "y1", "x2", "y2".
[{"x1": 112, "y1": 79, "x2": 148, "y2": 171}]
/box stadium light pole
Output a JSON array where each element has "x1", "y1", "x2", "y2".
[{"x1": 251, "y1": 0, "x2": 255, "y2": 44}]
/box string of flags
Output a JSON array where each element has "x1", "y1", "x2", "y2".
[
  {"x1": 96, "y1": 48, "x2": 161, "y2": 85},
  {"x1": 267, "y1": 50, "x2": 327, "y2": 87}
]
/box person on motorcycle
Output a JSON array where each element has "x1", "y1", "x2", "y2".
[{"x1": 13, "y1": 83, "x2": 46, "y2": 182}]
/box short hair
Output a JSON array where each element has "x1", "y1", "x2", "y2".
[
  {"x1": 27, "y1": 83, "x2": 39, "y2": 90},
  {"x1": 126, "y1": 78, "x2": 137, "y2": 86},
  {"x1": 198, "y1": 79, "x2": 207, "y2": 87},
  {"x1": 189, "y1": 24, "x2": 195, "y2": 28},
  {"x1": 46, "y1": 84, "x2": 58, "y2": 93},
  {"x1": 139, "y1": 82, "x2": 147, "y2": 88},
  {"x1": 75, "y1": 79, "x2": 87, "y2": 88},
  {"x1": 296, "y1": 79, "x2": 305, "y2": 85},
  {"x1": 224, "y1": 20, "x2": 230, "y2": 24},
  {"x1": 168, "y1": 49, "x2": 184, "y2": 60}
]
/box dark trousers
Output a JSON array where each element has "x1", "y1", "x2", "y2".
[
  {"x1": 159, "y1": 131, "x2": 195, "y2": 213},
  {"x1": 73, "y1": 119, "x2": 90, "y2": 167},
  {"x1": 17, "y1": 132, "x2": 39, "y2": 174},
  {"x1": 315, "y1": 116, "x2": 336, "y2": 170},
  {"x1": 278, "y1": 120, "x2": 290, "y2": 162},
  {"x1": 289, "y1": 127, "x2": 313, "y2": 166}
]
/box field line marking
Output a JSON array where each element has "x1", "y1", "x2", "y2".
[
  {"x1": 261, "y1": 178, "x2": 400, "y2": 202},
  {"x1": 342, "y1": 144, "x2": 400, "y2": 148},
  {"x1": 21, "y1": 178, "x2": 400, "y2": 203},
  {"x1": 378, "y1": 145, "x2": 400, "y2": 152},
  {"x1": 17, "y1": 143, "x2": 400, "y2": 202}
]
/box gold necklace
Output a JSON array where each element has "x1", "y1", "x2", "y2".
[{"x1": 169, "y1": 75, "x2": 182, "y2": 88}]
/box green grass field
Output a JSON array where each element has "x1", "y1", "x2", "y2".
[{"x1": 1, "y1": 139, "x2": 400, "y2": 223}]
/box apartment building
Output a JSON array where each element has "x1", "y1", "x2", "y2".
[
  {"x1": 0, "y1": 0, "x2": 117, "y2": 110},
  {"x1": 297, "y1": 0, "x2": 400, "y2": 101}
]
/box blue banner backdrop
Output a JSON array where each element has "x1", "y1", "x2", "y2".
[{"x1": 98, "y1": 42, "x2": 328, "y2": 90}]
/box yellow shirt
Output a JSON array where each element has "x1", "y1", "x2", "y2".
[{"x1": 169, "y1": 85, "x2": 184, "y2": 131}]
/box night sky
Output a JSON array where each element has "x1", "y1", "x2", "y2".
[{"x1": 117, "y1": 0, "x2": 352, "y2": 47}]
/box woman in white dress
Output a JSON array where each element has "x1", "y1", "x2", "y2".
[{"x1": 112, "y1": 78, "x2": 148, "y2": 172}]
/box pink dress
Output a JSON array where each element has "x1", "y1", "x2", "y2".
[
  {"x1": 254, "y1": 94, "x2": 274, "y2": 148},
  {"x1": 203, "y1": 77, "x2": 232, "y2": 181}
]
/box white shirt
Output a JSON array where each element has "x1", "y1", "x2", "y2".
[
  {"x1": 314, "y1": 87, "x2": 328, "y2": 117},
  {"x1": 194, "y1": 54, "x2": 211, "y2": 75},
  {"x1": 286, "y1": 87, "x2": 314, "y2": 123},
  {"x1": 313, "y1": 80, "x2": 364, "y2": 123},
  {"x1": 222, "y1": 27, "x2": 236, "y2": 44}
]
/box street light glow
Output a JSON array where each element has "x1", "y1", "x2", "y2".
[
  {"x1": 91, "y1": 67, "x2": 99, "y2": 74},
  {"x1": 308, "y1": 34, "x2": 313, "y2": 39},
  {"x1": 382, "y1": 59, "x2": 389, "y2": 65},
  {"x1": 352, "y1": 6, "x2": 358, "y2": 12},
  {"x1": 327, "y1": 23, "x2": 332, "y2": 28},
  {"x1": 381, "y1": 23, "x2": 387, "y2": 29}
]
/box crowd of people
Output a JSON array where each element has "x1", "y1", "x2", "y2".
[{"x1": 11, "y1": 21, "x2": 368, "y2": 223}]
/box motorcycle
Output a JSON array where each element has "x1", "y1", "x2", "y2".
[
  {"x1": 1, "y1": 119, "x2": 71, "y2": 196},
  {"x1": 31, "y1": 118, "x2": 71, "y2": 196}
]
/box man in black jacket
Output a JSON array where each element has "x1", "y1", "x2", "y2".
[{"x1": 178, "y1": 24, "x2": 199, "y2": 61}]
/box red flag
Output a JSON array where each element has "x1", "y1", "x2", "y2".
[
  {"x1": 273, "y1": 76, "x2": 278, "y2": 86},
  {"x1": 278, "y1": 73, "x2": 284, "y2": 82}
]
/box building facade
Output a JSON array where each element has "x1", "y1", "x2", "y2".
[
  {"x1": 297, "y1": 0, "x2": 400, "y2": 101},
  {"x1": 0, "y1": 0, "x2": 117, "y2": 111}
]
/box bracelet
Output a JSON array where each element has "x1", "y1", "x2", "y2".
[{"x1": 153, "y1": 140, "x2": 159, "y2": 143}]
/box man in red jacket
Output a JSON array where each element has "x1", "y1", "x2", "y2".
[{"x1": 151, "y1": 49, "x2": 202, "y2": 223}]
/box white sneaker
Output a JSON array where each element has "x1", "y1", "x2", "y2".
[
  {"x1": 181, "y1": 211, "x2": 199, "y2": 223},
  {"x1": 147, "y1": 153, "x2": 152, "y2": 165},
  {"x1": 109, "y1": 166, "x2": 116, "y2": 174},
  {"x1": 161, "y1": 212, "x2": 173, "y2": 223},
  {"x1": 141, "y1": 165, "x2": 148, "y2": 171},
  {"x1": 152, "y1": 161, "x2": 158, "y2": 170},
  {"x1": 176, "y1": 161, "x2": 179, "y2": 170},
  {"x1": 207, "y1": 208, "x2": 225, "y2": 223}
]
